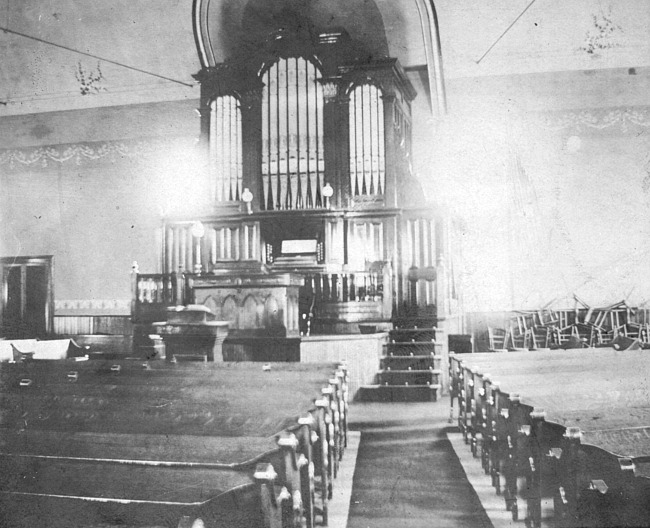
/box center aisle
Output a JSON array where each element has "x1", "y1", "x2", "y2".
[{"x1": 346, "y1": 398, "x2": 493, "y2": 528}]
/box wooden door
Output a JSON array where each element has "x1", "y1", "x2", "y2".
[{"x1": 1, "y1": 256, "x2": 53, "y2": 338}]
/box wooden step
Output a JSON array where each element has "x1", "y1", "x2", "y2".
[
  {"x1": 357, "y1": 384, "x2": 440, "y2": 402},
  {"x1": 389, "y1": 328, "x2": 437, "y2": 342},
  {"x1": 385, "y1": 342, "x2": 440, "y2": 356},
  {"x1": 378, "y1": 369, "x2": 441, "y2": 386},
  {"x1": 381, "y1": 355, "x2": 440, "y2": 370},
  {"x1": 392, "y1": 313, "x2": 436, "y2": 330}
]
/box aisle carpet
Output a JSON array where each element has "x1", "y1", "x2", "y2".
[{"x1": 346, "y1": 399, "x2": 493, "y2": 528}]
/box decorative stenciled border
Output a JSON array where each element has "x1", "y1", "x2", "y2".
[
  {"x1": 537, "y1": 105, "x2": 650, "y2": 133},
  {"x1": 0, "y1": 106, "x2": 648, "y2": 172},
  {"x1": 55, "y1": 299, "x2": 131, "y2": 316},
  {"x1": 0, "y1": 136, "x2": 197, "y2": 171}
]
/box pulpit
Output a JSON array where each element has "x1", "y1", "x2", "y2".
[
  {"x1": 189, "y1": 265, "x2": 304, "y2": 361},
  {"x1": 153, "y1": 305, "x2": 229, "y2": 362}
]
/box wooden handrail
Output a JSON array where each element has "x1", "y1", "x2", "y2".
[{"x1": 131, "y1": 271, "x2": 187, "y2": 324}]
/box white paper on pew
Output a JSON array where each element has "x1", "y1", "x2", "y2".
[{"x1": 0, "y1": 339, "x2": 38, "y2": 362}]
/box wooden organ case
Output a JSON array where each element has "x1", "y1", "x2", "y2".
[{"x1": 161, "y1": 26, "x2": 443, "y2": 339}]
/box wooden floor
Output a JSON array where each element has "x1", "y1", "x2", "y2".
[{"x1": 346, "y1": 398, "x2": 493, "y2": 528}]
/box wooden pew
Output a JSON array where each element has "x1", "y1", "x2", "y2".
[
  {"x1": 0, "y1": 452, "x2": 261, "y2": 528},
  {"x1": 450, "y1": 350, "x2": 650, "y2": 528},
  {"x1": 0, "y1": 359, "x2": 347, "y2": 498},
  {"x1": 0, "y1": 393, "x2": 333, "y2": 525},
  {"x1": 0, "y1": 360, "x2": 347, "y2": 528},
  {"x1": 460, "y1": 354, "x2": 642, "y2": 528},
  {"x1": 1, "y1": 359, "x2": 349, "y2": 478},
  {"x1": 0, "y1": 414, "x2": 302, "y2": 528}
]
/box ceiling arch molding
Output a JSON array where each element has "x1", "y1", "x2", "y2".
[{"x1": 192, "y1": 0, "x2": 446, "y2": 117}]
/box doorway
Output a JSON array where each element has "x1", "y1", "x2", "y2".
[{"x1": 0, "y1": 256, "x2": 53, "y2": 338}]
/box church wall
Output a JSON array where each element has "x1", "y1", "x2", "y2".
[
  {"x1": 418, "y1": 67, "x2": 650, "y2": 310},
  {"x1": 0, "y1": 99, "x2": 202, "y2": 318},
  {"x1": 0, "y1": 100, "x2": 200, "y2": 148}
]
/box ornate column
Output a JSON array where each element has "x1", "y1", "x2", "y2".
[
  {"x1": 240, "y1": 88, "x2": 264, "y2": 213},
  {"x1": 381, "y1": 92, "x2": 398, "y2": 208},
  {"x1": 321, "y1": 79, "x2": 349, "y2": 209}
]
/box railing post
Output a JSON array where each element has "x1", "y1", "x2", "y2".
[
  {"x1": 174, "y1": 267, "x2": 186, "y2": 306},
  {"x1": 131, "y1": 261, "x2": 139, "y2": 322},
  {"x1": 382, "y1": 262, "x2": 392, "y2": 319}
]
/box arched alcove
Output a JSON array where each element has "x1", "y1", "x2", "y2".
[
  {"x1": 194, "y1": 0, "x2": 445, "y2": 115},
  {"x1": 194, "y1": 0, "x2": 389, "y2": 66}
]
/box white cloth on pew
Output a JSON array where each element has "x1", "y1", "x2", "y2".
[
  {"x1": 32, "y1": 339, "x2": 73, "y2": 360},
  {"x1": 0, "y1": 339, "x2": 38, "y2": 362},
  {"x1": 0, "y1": 339, "x2": 72, "y2": 361}
]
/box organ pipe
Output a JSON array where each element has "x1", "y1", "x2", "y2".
[
  {"x1": 261, "y1": 57, "x2": 324, "y2": 210},
  {"x1": 211, "y1": 96, "x2": 242, "y2": 203},
  {"x1": 349, "y1": 84, "x2": 385, "y2": 197}
]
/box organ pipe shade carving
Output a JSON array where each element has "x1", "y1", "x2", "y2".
[
  {"x1": 349, "y1": 84, "x2": 385, "y2": 196},
  {"x1": 210, "y1": 95, "x2": 243, "y2": 202},
  {"x1": 261, "y1": 57, "x2": 325, "y2": 210}
]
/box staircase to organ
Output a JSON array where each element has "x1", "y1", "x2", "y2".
[{"x1": 357, "y1": 325, "x2": 444, "y2": 402}]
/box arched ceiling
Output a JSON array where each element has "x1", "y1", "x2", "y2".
[
  {"x1": 195, "y1": 0, "x2": 650, "y2": 80},
  {"x1": 197, "y1": 0, "x2": 392, "y2": 66}
]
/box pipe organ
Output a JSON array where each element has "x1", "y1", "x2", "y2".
[{"x1": 160, "y1": 26, "x2": 451, "y2": 334}]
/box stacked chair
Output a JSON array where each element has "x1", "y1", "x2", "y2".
[{"x1": 487, "y1": 300, "x2": 650, "y2": 352}]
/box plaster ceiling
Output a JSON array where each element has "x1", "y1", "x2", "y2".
[{"x1": 0, "y1": 0, "x2": 648, "y2": 115}]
